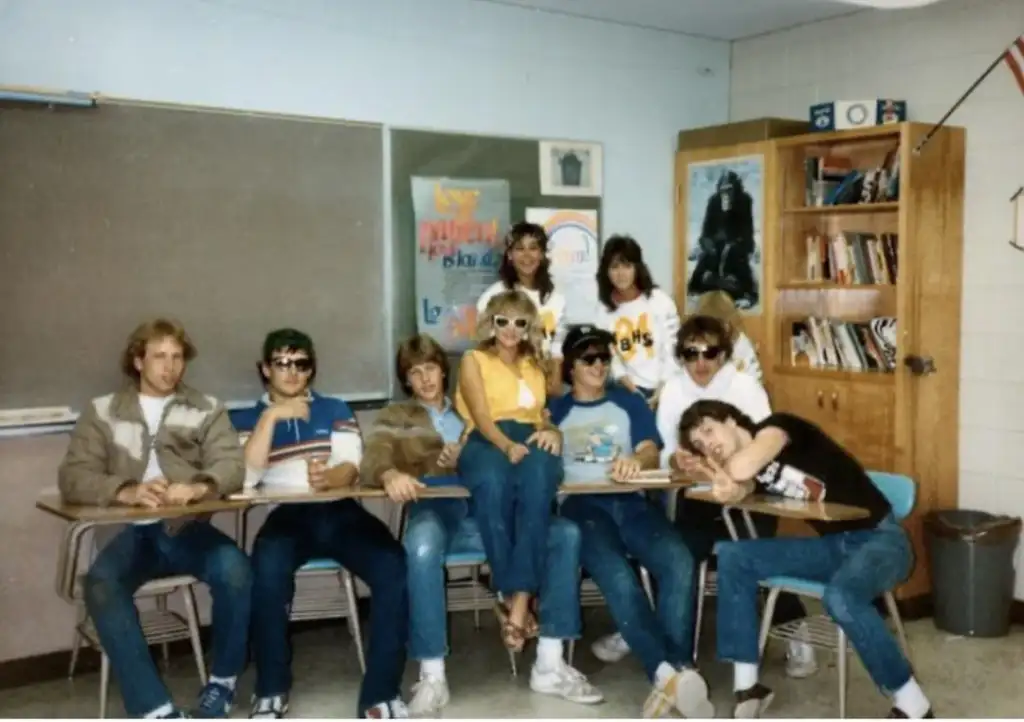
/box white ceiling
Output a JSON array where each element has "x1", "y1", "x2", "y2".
[{"x1": 471, "y1": 0, "x2": 882, "y2": 41}]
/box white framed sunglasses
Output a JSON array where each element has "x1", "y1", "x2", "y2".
[{"x1": 493, "y1": 315, "x2": 529, "y2": 330}]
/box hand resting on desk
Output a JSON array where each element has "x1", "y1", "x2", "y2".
[
  {"x1": 115, "y1": 479, "x2": 214, "y2": 508},
  {"x1": 699, "y1": 457, "x2": 753, "y2": 504}
]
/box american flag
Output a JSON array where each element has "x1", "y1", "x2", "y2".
[{"x1": 1005, "y1": 33, "x2": 1024, "y2": 95}]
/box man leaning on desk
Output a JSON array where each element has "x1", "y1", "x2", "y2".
[{"x1": 57, "y1": 318, "x2": 252, "y2": 719}]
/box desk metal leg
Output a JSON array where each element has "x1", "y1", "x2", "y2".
[
  {"x1": 57, "y1": 521, "x2": 97, "y2": 603},
  {"x1": 742, "y1": 509, "x2": 758, "y2": 539}
]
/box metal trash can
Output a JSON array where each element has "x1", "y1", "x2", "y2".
[{"x1": 924, "y1": 510, "x2": 1022, "y2": 637}]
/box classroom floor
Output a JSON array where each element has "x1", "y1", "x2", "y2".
[{"x1": 2, "y1": 607, "x2": 1020, "y2": 719}]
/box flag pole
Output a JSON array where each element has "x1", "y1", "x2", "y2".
[{"x1": 913, "y1": 43, "x2": 1012, "y2": 155}]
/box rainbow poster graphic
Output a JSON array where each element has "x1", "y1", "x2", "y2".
[{"x1": 526, "y1": 208, "x2": 600, "y2": 323}]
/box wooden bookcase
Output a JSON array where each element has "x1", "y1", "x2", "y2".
[{"x1": 674, "y1": 123, "x2": 965, "y2": 602}]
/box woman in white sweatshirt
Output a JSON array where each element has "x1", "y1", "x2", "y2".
[
  {"x1": 594, "y1": 235, "x2": 681, "y2": 406},
  {"x1": 477, "y1": 222, "x2": 567, "y2": 396},
  {"x1": 692, "y1": 290, "x2": 762, "y2": 384},
  {"x1": 591, "y1": 315, "x2": 819, "y2": 680}
]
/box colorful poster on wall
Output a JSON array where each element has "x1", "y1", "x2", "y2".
[
  {"x1": 526, "y1": 208, "x2": 600, "y2": 323},
  {"x1": 414, "y1": 177, "x2": 509, "y2": 351}
]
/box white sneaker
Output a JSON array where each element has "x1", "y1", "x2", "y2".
[
  {"x1": 785, "y1": 624, "x2": 819, "y2": 679},
  {"x1": 406, "y1": 677, "x2": 449, "y2": 718},
  {"x1": 644, "y1": 668, "x2": 715, "y2": 719},
  {"x1": 591, "y1": 632, "x2": 631, "y2": 663},
  {"x1": 363, "y1": 698, "x2": 409, "y2": 719},
  {"x1": 530, "y1": 661, "x2": 605, "y2": 705}
]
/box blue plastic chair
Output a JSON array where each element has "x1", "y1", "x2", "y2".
[{"x1": 756, "y1": 471, "x2": 915, "y2": 718}]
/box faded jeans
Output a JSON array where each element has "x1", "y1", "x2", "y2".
[
  {"x1": 84, "y1": 522, "x2": 252, "y2": 717},
  {"x1": 561, "y1": 492, "x2": 699, "y2": 682},
  {"x1": 456, "y1": 420, "x2": 563, "y2": 595},
  {"x1": 715, "y1": 515, "x2": 914, "y2": 693},
  {"x1": 404, "y1": 475, "x2": 582, "y2": 659}
]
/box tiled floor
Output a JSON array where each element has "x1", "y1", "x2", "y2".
[{"x1": 2, "y1": 609, "x2": 1021, "y2": 718}]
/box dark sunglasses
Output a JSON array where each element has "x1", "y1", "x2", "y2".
[
  {"x1": 578, "y1": 351, "x2": 612, "y2": 366},
  {"x1": 494, "y1": 315, "x2": 529, "y2": 330},
  {"x1": 271, "y1": 357, "x2": 313, "y2": 373},
  {"x1": 680, "y1": 345, "x2": 722, "y2": 362}
]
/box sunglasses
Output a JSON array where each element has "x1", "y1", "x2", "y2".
[
  {"x1": 578, "y1": 351, "x2": 612, "y2": 366},
  {"x1": 680, "y1": 345, "x2": 722, "y2": 363},
  {"x1": 494, "y1": 315, "x2": 529, "y2": 330},
  {"x1": 271, "y1": 357, "x2": 313, "y2": 373}
]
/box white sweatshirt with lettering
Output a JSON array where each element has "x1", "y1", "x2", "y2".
[
  {"x1": 596, "y1": 288, "x2": 681, "y2": 391},
  {"x1": 656, "y1": 363, "x2": 772, "y2": 468}
]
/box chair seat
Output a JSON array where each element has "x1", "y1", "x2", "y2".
[
  {"x1": 300, "y1": 558, "x2": 342, "y2": 572},
  {"x1": 72, "y1": 573, "x2": 198, "y2": 601},
  {"x1": 761, "y1": 575, "x2": 826, "y2": 598},
  {"x1": 445, "y1": 551, "x2": 487, "y2": 566}
]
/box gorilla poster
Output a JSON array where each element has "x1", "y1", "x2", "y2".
[{"x1": 684, "y1": 155, "x2": 764, "y2": 313}]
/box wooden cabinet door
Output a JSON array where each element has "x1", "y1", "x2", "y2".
[
  {"x1": 768, "y1": 374, "x2": 844, "y2": 440},
  {"x1": 833, "y1": 381, "x2": 896, "y2": 472}
]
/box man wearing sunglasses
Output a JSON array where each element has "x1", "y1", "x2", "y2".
[
  {"x1": 230, "y1": 329, "x2": 409, "y2": 719},
  {"x1": 643, "y1": 315, "x2": 817, "y2": 679},
  {"x1": 548, "y1": 325, "x2": 712, "y2": 718}
]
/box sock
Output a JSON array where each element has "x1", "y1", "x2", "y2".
[
  {"x1": 733, "y1": 662, "x2": 759, "y2": 692},
  {"x1": 654, "y1": 661, "x2": 678, "y2": 688},
  {"x1": 893, "y1": 678, "x2": 930, "y2": 718},
  {"x1": 536, "y1": 637, "x2": 564, "y2": 670},
  {"x1": 144, "y1": 702, "x2": 175, "y2": 718},
  {"x1": 208, "y1": 675, "x2": 236, "y2": 691},
  {"x1": 420, "y1": 658, "x2": 446, "y2": 681}
]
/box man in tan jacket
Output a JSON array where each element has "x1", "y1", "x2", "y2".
[{"x1": 58, "y1": 318, "x2": 250, "y2": 719}]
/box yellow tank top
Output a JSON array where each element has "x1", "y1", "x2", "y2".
[{"x1": 455, "y1": 349, "x2": 546, "y2": 431}]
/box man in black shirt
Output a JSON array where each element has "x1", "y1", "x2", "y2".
[{"x1": 672, "y1": 400, "x2": 933, "y2": 719}]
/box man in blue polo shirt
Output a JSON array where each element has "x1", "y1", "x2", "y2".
[
  {"x1": 549, "y1": 325, "x2": 712, "y2": 719},
  {"x1": 230, "y1": 329, "x2": 408, "y2": 719}
]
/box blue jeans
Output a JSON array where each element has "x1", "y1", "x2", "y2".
[
  {"x1": 561, "y1": 493, "x2": 699, "y2": 682},
  {"x1": 250, "y1": 500, "x2": 407, "y2": 716},
  {"x1": 457, "y1": 420, "x2": 563, "y2": 595},
  {"x1": 84, "y1": 521, "x2": 252, "y2": 718},
  {"x1": 715, "y1": 515, "x2": 914, "y2": 693},
  {"x1": 405, "y1": 476, "x2": 581, "y2": 660}
]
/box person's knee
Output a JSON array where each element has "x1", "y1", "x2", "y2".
[
  {"x1": 83, "y1": 564, "x2": 127, "y2": 612},
  {"x1": 403, "y1": 513, "x2": 447, "y2": 566},
  {"x1": 714, "y1": 540, "x2": 749, "y2": 577},
  {"x1": 207, "y1": 543, "x2": 253, "y2": 595},
  {"x1": 549, "y1": 517, "x2": 581, "y2": 554},
  {"x1": 822, "y1": 583, "x2": 857, "y2": 625},
  {"x1": 251, "y1": 535, "x2": 294, "y2": 589},
  {"x1": 657, "y1": 535, "x2": 697, "y2": 580}
]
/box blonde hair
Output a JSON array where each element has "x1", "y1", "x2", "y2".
[
  {"x1": 475, "y1": 290, "x2": 545, "y2": 363},
  {"x1": 121, "y1": 318, "x2": 196, "y2": 382},
  {"x1": 693, "y1": 291, "x2": 744, "y2": 342}
]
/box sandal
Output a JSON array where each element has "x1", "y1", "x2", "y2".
[{"x1": 500, "y1": 618, "x2": 527, "y2": 653}]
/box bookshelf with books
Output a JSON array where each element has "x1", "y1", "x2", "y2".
[{"x1": 767, "y1": 123, "x2": 965, "y2": 604}]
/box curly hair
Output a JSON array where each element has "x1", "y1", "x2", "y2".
[
  {"x1": 120, "y1": 318, "x2": 196, "y2": 383},
  {"x1": 597, "y1": 234, "x2": 657, "y2": 311},
  {"x1": 475, "y1": 290, "x2": 545, "y2": 364},
  {"x1": 396, "y1": 333, "x2": 451, "y2": 396},
  {"x1": 497, "y1": 221, "x2": 555, "y2": 305}
]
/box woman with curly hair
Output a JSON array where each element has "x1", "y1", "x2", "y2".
[{"x1": 456, "y1": 290, "x2": 565, "y2": 654}]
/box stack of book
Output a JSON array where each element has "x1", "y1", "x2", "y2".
[
  {"x1": 789, "y1": 316, "x2": 897, "y2": 372},
  {"x1": 803, "y1": 147, "x2": 900, "y2": 207},
  {"x1": 804, "y1": 231, "x2": 898, "y2": 284}
]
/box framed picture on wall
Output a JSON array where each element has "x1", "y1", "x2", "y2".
[
  {"x1": 682, "y1": 153, "x2": 765, "y2": 314},
  {"x1": 539, "y1": 140, "x2": 603, "y2": 197}
]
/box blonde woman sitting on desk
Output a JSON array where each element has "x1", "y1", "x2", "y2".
[
  {"x1": 693, "y1": 289, "x2": 763, "y2": 383},
  {"x1": 456, "y1": 290, "x2": 565, "y2": 655}
]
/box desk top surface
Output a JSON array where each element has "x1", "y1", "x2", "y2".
[{"x1": 37, "y1": 482, "x2": 869, "y2": 524}]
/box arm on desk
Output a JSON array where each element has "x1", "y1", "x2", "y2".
[
  {"x1": 194, "y1": 405, "x2": 246, "y2": 496},
  {"x1": 58, "y1": 402, "x2": 135, "y2": 507},
  {"x1": 724, "y1": 426, "x2": 788, "y2": 482}
]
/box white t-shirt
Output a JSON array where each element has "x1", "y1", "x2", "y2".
[
  {"x1": 477, "y1": 281, "x2": 567, "y2": 359},
  {"x1": 136, "y1": 394, "x2": 171, "y2": 525},
  {"x1": 656, "y1": 364, "x2": 772, "y2": 468},
  {"x1": 596, "y1": 288, "x2": 681, "y2": 391}
]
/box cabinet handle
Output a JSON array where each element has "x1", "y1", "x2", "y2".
[
  {"x1": 831, "y1": 392, "x2": 839, "y2": 411},
  {"x1": 817, "y1": 390, "x2": 824, "y2": 408}
]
